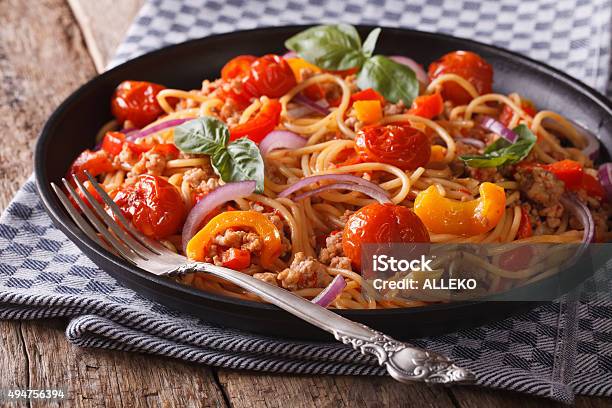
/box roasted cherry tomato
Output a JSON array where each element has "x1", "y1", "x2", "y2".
[
  {"x1": 221, "y1": 55, "x2": 257, "y2": 81},
  {"x1": 69, "y1": 150, "x2": 114, "y2": 181},
  {"x1": 114, "y1": 175, "x2": 186, "y2": 239},
  {"x1": 111, "y1": 80, "x2": 170, "y2": 128},
  {"x1": 68, "y1": 179, "x2": 104, "y2": 211},
  {"x1": 342, "y1": 203, "x2": 430, "y2": 271},
  {"x1": 229, "y1": 99, "x2": 282, "y2": 142},
  {"x1": 355, "y1": 124, "x2": 431, "y2": 170},
  {"x1": 428, "y1": 51, "x2": 493, "y2": 105},
  {"x1": 243, "y1": 54, "x2": 297, "y2": 98},
  {"x1": 221, "y1": 248, "x2": 252, "y2": 270}
]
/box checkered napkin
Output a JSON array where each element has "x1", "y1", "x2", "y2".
[{"x1": 1, "y1": 0, "x2": 612, "y2": 403}]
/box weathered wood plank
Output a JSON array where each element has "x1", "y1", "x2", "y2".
[
  {"x1": 0, "y1": 0, "x2": 225, "y2": 406},
  {"x1": 216, "y1": 369, "x2": 457, "y2": 408},
  {"x1": 0, "y1": 321, "x2": 29, "y2": 398},
  {"x1": 68, "y1": 0, "x2": 145, "y2": 72},
  {"x1": 0, "y1": 0, "x2": 96, "y2": 211},
  {"x1": 21, "y1": 319, "x2": 227, "y2": 407}
]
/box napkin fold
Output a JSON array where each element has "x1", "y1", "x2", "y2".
[{"x1": 2, "y1": 0, "x2": 612, "y2": 403}]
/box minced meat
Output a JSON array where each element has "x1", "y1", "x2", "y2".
[
  {"x1": 213, "y1": 230, "x2": 262, "y2": 253},
  {"x1": 253, "y1": 272, "x2": 279, "y2": 286},
  {"x1": 182, "y1": 167, "x2": 219, "y2": 194},
  {"x1": 318, "y1": 232, "x2": 343, "y2": 264},
  {"x1": 515, "y1": 167, "x2": 565, "y2": 207},
  {"x1": 278, "y1": 252, "x2": 332, "y2": 290}
]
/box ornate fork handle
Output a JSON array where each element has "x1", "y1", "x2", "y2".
[{"x1": 174, "y1": 262, "x2": 475, "y2": 385}]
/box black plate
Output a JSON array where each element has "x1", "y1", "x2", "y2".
[{"x1": 35, "y1": 26, "x2": 612, "y2": 341}]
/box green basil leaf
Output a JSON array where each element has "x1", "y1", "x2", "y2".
[
  {"x1": 361, "y1": 28, "x2": 381, "y2": 57},
  {"x1": 356, "y1": 55, "x2": 419, "y2": 105},
  {"x1": 173, "y1": 116, "x2": 228, "y2": 155},
  {"x1": 460, "y1": 124, "x2": 537, "y2": 168},
  {"x1": 284, "y1": 24, "x2": 366, "y2": 70},
  {"x1": 212, "y1": 138, "x2": 265, "y2": 193}
]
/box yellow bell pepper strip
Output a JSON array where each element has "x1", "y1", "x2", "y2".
[
  {"x1": 413, "y1": 182, "x2": 506, "y2": 236},
  {"x1": 186, "y1": 211, "x2": 282, "y2": 268},
  {"x1": 429, "y1": 145, "x2": 447, "y2": 163},
  {"x1": 353, "y1": 100, "x2": 383, "y2": 125}
]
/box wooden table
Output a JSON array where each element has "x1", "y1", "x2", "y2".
[{"x1": 0, "y1": 0, "x2": 609, "y2": 406}]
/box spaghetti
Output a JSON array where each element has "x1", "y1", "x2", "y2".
[{"x1": 68, "y1": 26, "x2": 611, "y2": 309}]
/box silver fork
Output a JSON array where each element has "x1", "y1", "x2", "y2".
[{"x1": 50, "y1": 171, "x2": 475, "y2": 385}]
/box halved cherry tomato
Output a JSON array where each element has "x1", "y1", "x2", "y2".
[
  {"x1": 350, "y1": 88, "x2": 385, "y2": 105},
  {"x1": 221, "y1": 55, "x2": 256, "y2": 81},
  {"x1": 69, "y1": 150, "x2": 114, "y2": 181},
  {"x1": 516, "y1": 205, "x2": 533, "y2": 239},
  {"x1": 355, "y1": 124, "x2": 431, "y2": 170},
  {"x1": 243, "y1": 54, "x2": 297, "y2": 98},
  {"x1": 408, "y1": 93, "x2": 444, "y2": 119},
  {"x1": 499, "y1": 99, "x2": 537, "y2": 126},
  {"x1": 221, "y1": 248, "x2": 252, "y2": 270},
  {"x1": 342, "y1": 203, "x2": 430, "y2": 270},
  {"x1": 111, "y1": 81, "x2": 171, "y2": 128},
  {"x1": 114, "y1": 175, "x2": 186, "y2": 239},
  {"x1": 428, "y1": 51, "x2": 493, "y2": 105},
  {"x1": 229, "y1": 99, "x2": 282, "y2": 142}
]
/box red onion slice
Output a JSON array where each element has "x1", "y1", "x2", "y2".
[
  {"x1": 259, "y1": 130, "x2": 307, "y2": 156},
  {"x1": 181, "y1": 181, "x2": 256, "y2": 251},
  {"x1": 287, "y1": 105, "x2": 315, "y2": 119},
  {"x1": 282, "y1": 51, "x2": 297, "y2": 59},
  {"x1": 479, "y1": 116, "x2": 518, "y2": 144},
  {"x1": 279, "y1": 174, "x2": 388, "y2": 199},
  {"x1": 293, "y1": 182, "x2": 392, "y2": 204},
  {"x1": 312, "y1": 275, "x2": 347, "y2": 307},
  {"x1": 126, "y1": 118, "x2": 192, "y2": 141},
  {"x1": 388, "y1": 55, "x2": 429, "y2": 85},
  {"x1": 293, "y1": 94, "x2": 330, "y2": 115},
  {"x1": 597, "y1": 163, "x2": 612, "y2": 202},
  {"x1": 580, "y1": 129, "x2": 600, "y2": 160},
  {"x1": 457, "y1": 137, "x2": 485, "y2": 149},
  {"x1": 560, "y1": 193, "x2": 595, "y2": 244}
]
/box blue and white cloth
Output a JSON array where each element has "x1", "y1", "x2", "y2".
[{"x1": 1, "y1": 0, "x2": 612, "y2": 403}]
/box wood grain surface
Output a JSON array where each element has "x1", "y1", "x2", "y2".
[{"x1": 0, "y1": 0, "x2": 609, "y2": 406}]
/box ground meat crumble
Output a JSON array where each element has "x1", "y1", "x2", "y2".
[
  {"x1": 515, "y1": 167, "x2": 565, "y2": 207},
  {"x1": 253, "y1": 272, "x2": 279, "y2": 286},
  {"x1": 277, "y1": 252, "x2": 332, "y2": 290}
]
